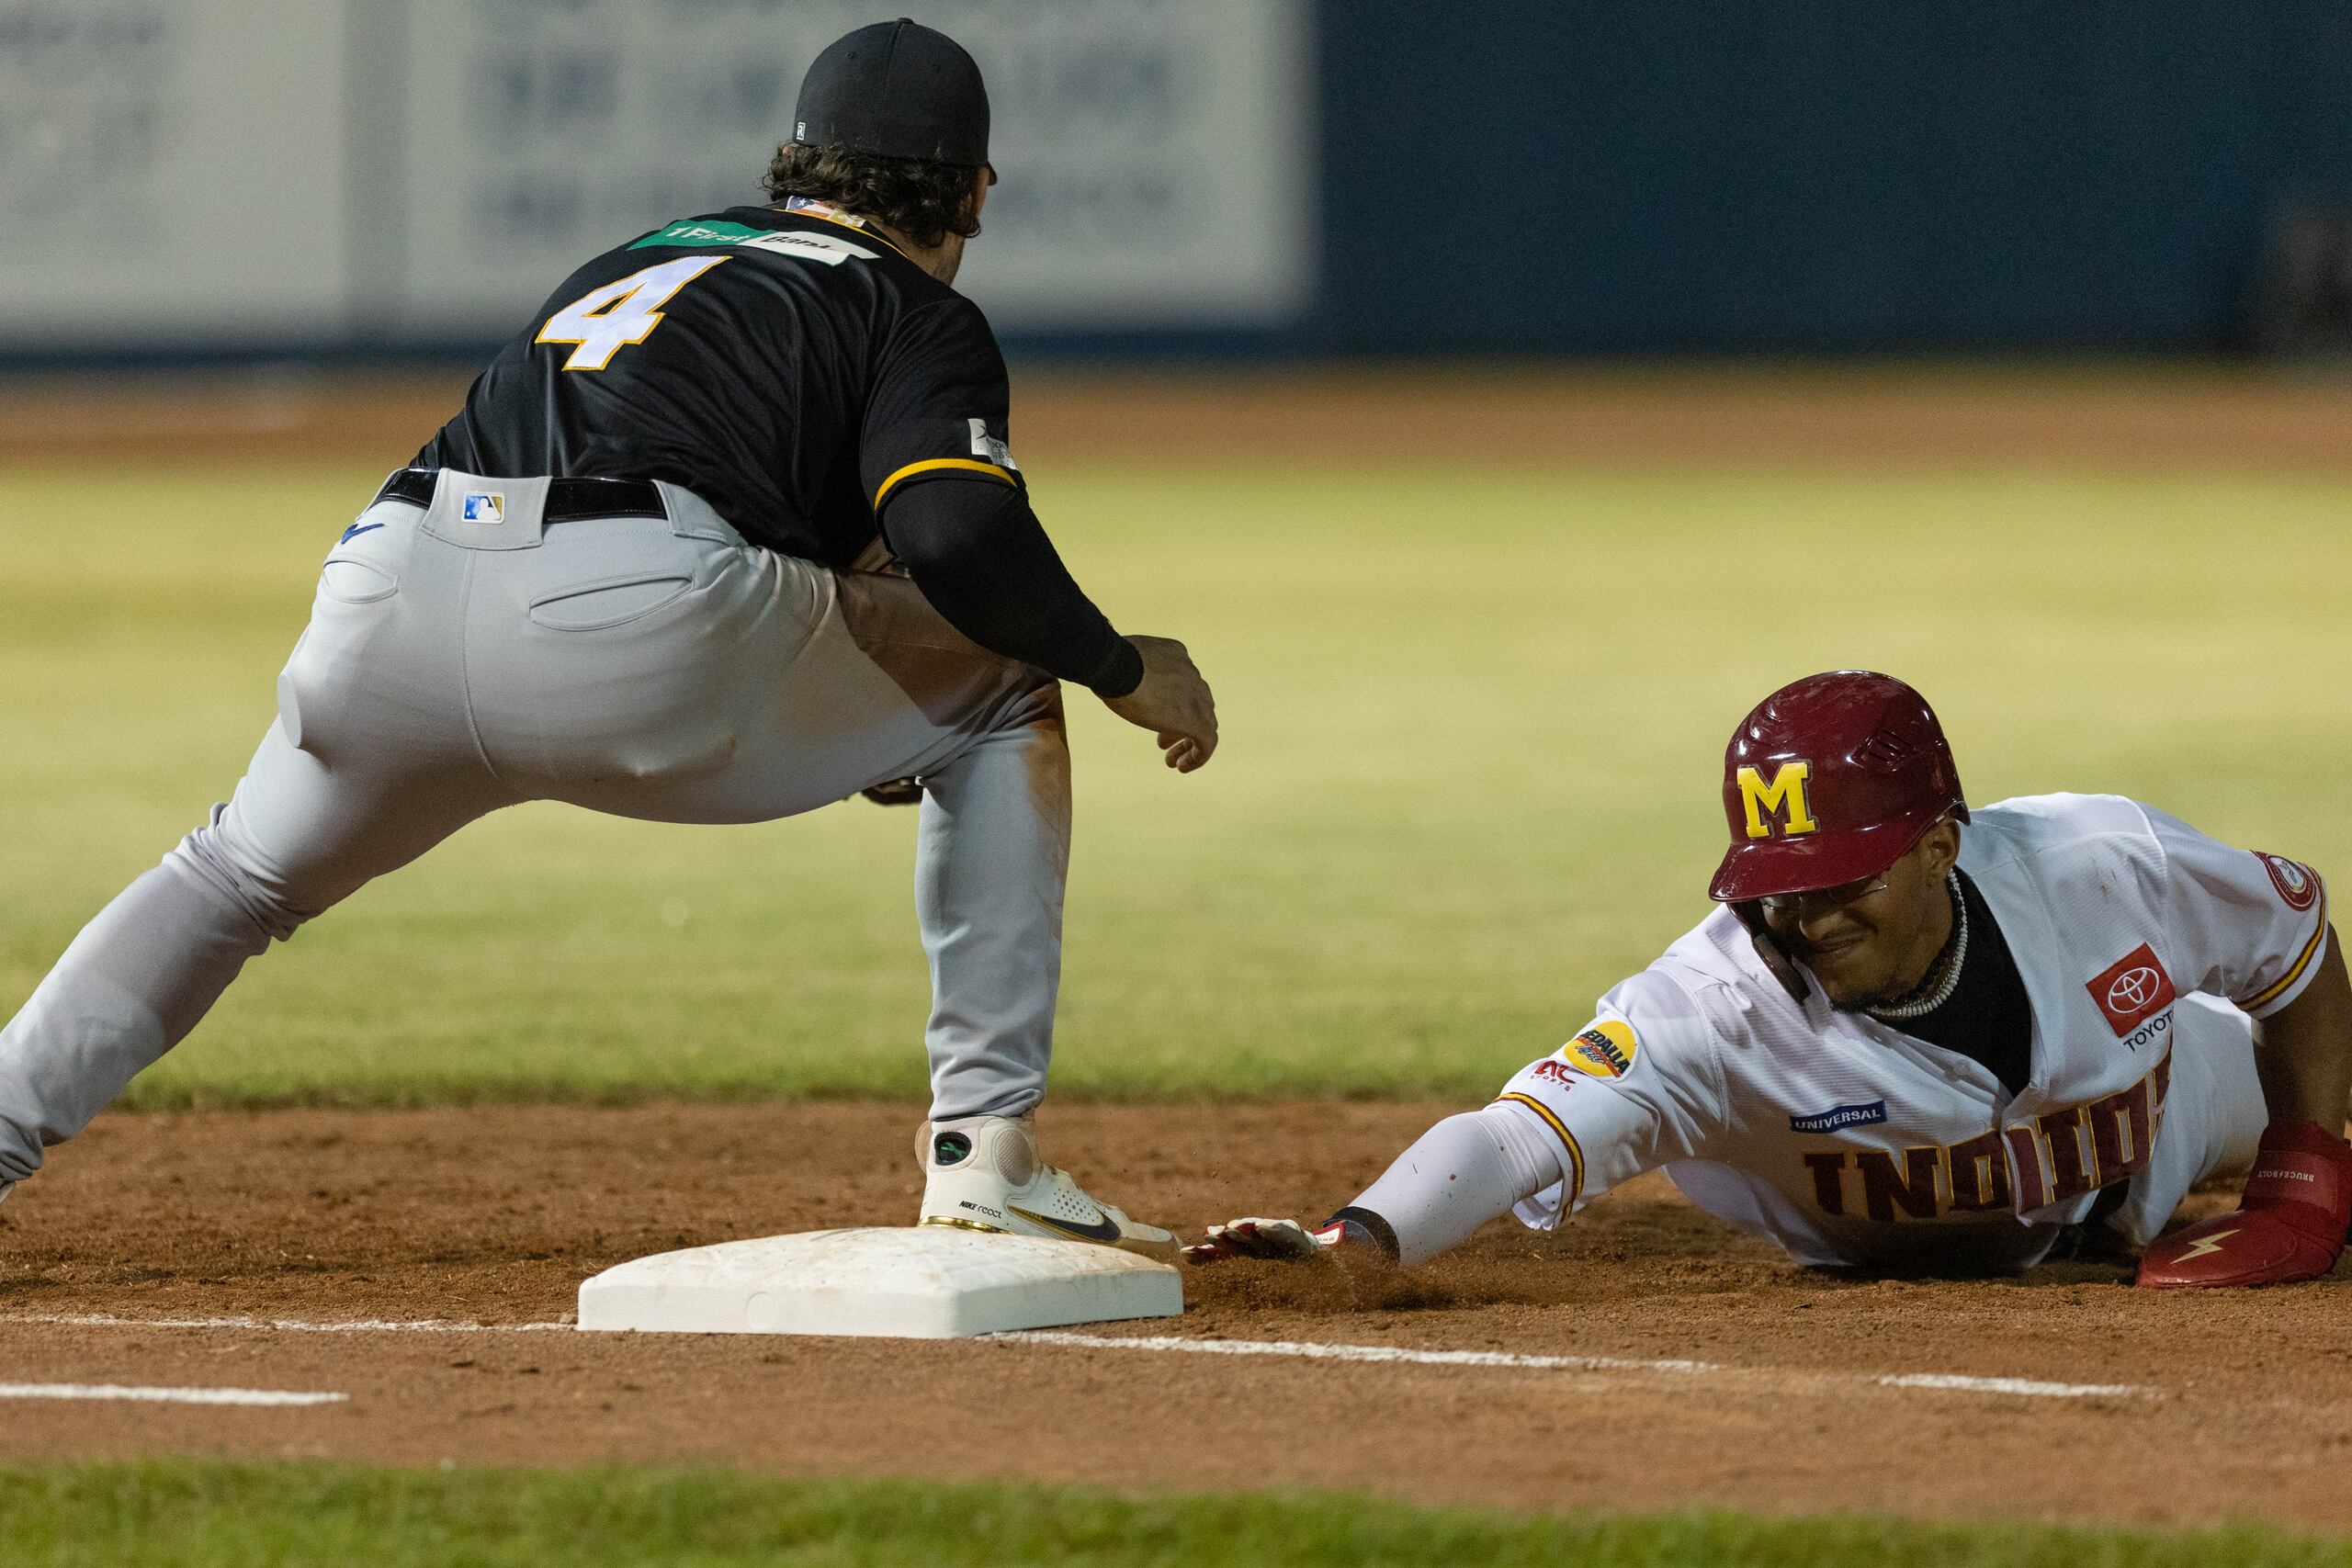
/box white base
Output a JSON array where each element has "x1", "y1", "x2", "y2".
[{"x1": 575, "y1": 1226, "x2": 1183, "y2": 1338}]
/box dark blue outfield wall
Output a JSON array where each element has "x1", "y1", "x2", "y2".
[
  {"x1": 1298, "y1": 0, "x2": 2352, "y2": 356},
  {"x1": 17, "y1": 3, "x2": 2352, "y2": 368}
]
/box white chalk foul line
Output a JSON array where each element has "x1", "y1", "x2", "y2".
[
  {"x1": 1876, "y1": 1371, "x2": 2143, "y2": 1398},
  {"x1": 994, "y1": 1330, "x2": 2152, "y2": 1402},
  {"x1": 0, "y1": 1314, "x2": 2150, "y2": 1401},
  {"x1": 0, "y1": 1382, "x2": 345, "y2": 1407},
  {"x1": 1001, "y1": 1331, "x2": 1721, "y2": 1377}
]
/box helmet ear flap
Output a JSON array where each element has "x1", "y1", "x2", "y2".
[{"x1": 1732, "y1": 900, "x2": 1811, "y2": 1003}]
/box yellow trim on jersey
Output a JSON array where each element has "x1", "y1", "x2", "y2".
[
  {"x1": 2240, "y1": 884, "x2": 2330, "y2": 1013},
  {"x1": 872, "y1": 457, "x2": 1017, "y2": 510},
  {"x1": 1496, "y1": 1092, "x2": 1585, "y2": 1205},
  {"x1": 787, "y1": 208, "x2": 913, "y2": 262}
]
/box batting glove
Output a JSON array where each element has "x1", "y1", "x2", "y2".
[
  {"x1": 1184, "y1": 1217, "x2": 1335, "y2": 1265},
  {"x1": 1183, "y1": 1212, "x2": 1398, "y2": 1272}
]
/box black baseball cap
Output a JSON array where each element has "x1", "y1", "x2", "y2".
[{"x1": 794, "y1": 18, "x2": 990, "y2": 169}]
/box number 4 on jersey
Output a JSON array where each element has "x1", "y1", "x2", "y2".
[{"x1": 536, "y1": 254, "x2": 730, "y2": 371}]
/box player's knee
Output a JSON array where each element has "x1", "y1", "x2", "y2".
[{"x1": 168, "y1": 817, "x2": 310, "y2": 942}]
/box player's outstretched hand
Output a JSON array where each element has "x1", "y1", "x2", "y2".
[
  {"x1": 2139, "y1": 1118, "x2": 2352, "y2": 1288},
  {"x1": 1102, "y1": 635, "x2": 1217, "y2": 773},
  {"x1": 1184, "y1": 1217, "x2": 1334, "y2": 1266}
]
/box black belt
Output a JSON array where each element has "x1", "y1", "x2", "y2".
[{"x1": 372, "y1": 468, "x2": 669, "y2": 522}]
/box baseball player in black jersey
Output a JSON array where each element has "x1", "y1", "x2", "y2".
[{"x1": 0, "y1": 20, "x2": 1213, "y2": 1258}]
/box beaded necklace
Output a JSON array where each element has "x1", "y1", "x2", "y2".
[{"x1": 1865, "y1": 872, "x2": 1967, "y2": 1022}]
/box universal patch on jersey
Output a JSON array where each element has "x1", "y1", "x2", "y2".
[
  {"x1": 1788, "y1": 1100, "x2": 1888, "y2": 1134},
  {"x1": 1556, "y1": 1020, "x2": 1637, "y2": 1079}
]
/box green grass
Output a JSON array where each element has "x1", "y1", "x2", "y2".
[
  {"x1": 0, "y1": 1461, "x2": 2344, "y2": 1567},
  {"x1": 3, "y1": 461, "x2": 2349, "y2": 1107}
]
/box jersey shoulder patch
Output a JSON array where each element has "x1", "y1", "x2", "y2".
[
  {"x1": 629, "y1": 219, "x2": 879, "y2": 266},
  {"x1": 2256, "y1": 852, "x2": 2323, "y2": 912},
  {"x1": 1553, "y1": 1019, "x2": 1639, "y2": 1080}
]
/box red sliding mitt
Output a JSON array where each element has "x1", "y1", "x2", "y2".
[{"x1": 2139, "y1": 1119, "x2": 2352, "y2": 1289}]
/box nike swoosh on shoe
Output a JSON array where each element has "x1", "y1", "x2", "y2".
[{"x1": 1006, "y1": 1205, "x2": 1124, "y2": 1245}]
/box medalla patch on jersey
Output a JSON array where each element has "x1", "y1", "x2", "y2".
[
  {"x1": 1558, "y1": 1020, "x2": 1637, "y2": 1078},
  {"x1": 1788, "y1": 1100, "x2": 1888, "y2": 1134},
  {"x1": 2256, "y1": 852, "x2": 2321, "y2": 912}
]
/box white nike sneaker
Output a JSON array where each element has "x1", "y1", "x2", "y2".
[{"x1": 916, "y1": 1113, "x2": 1178, "y2": 1263}]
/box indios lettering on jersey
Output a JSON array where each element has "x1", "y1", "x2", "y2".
[
  {"x1": 1802, "y1": 1053, "x2": 2171, "y2": 1222},
  {"x1": 1736, "y1": 761, "x2": 1818, "y2": 840}
]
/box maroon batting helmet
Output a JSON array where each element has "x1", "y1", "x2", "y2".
[{"x1": 1707, "y1": 671, "x2": 1967, "y2": 904}]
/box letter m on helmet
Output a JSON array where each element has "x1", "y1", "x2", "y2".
[{"x1": 1736, "y1": 761, "x2": 1818, "y2": 840}]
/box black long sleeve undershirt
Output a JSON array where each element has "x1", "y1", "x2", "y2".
[
  {"x1": 1884, "y1": 871, "x2": 2033, "y2": 1097},
  {"x1": 879, "y1": 477, "x2": 1145, "y2": 698}
]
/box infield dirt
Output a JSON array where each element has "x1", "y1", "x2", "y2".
[
  {"x1": 6, "y1": 368, "x2": 2351, "y2": 1534},
  {"x1": 2, "y1": 1100, "x2": 2347, "y2": 1532}
]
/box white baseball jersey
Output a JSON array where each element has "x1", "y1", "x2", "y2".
[{"x1": 1494, "y1": 794, "x2": 2331, "y2": 1269}]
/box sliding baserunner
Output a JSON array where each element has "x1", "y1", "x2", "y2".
[{"x1": 1193, "y1": 671, "x2": 2348, "y2": 1288}]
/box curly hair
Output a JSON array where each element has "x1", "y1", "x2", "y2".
[{"x1": 762, "y1": 142, "x2": 983, "y2": 250}]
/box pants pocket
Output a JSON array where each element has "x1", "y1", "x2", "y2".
[
  {"x1": 318, "y1": 558, "x2": 399, "y2": 604},
  {"x1": 527, "y1": 571, "x2": 695, "y2": 631}
]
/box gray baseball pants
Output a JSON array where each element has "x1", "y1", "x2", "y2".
[{"x1": 0, "y1": 472, "x2": 1071, "y2": 1186}]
